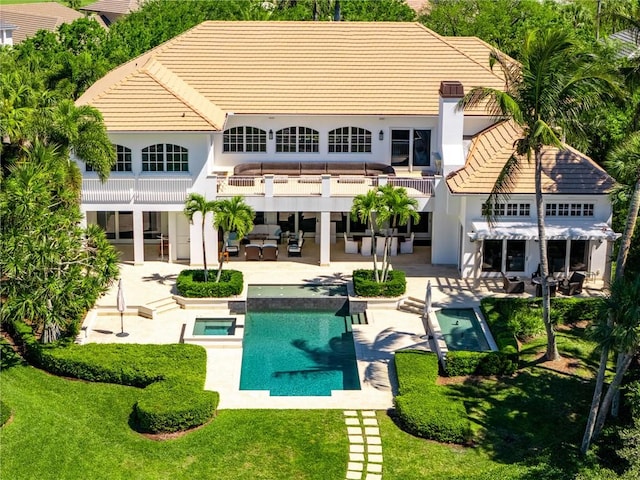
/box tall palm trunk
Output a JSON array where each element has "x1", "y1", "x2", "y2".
[
  {"x1": 201, "y1": 219, "x2": 208, "y2": 282},
  {"x1": 536, "y1": 148, "x2": 559, "y2": 361},
  {"x1": 370, "y1": 218, "x2": 379, "y2": 282},
  {"x1": 215, "y1": 231, "x2": 228, "y2": 283}
]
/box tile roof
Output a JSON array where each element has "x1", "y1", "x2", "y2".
[
  {"x1": 80, "y1": 0, "x2": 142, "y2": 16},
  {"x1": 446, "y1": 120, "x2": 615, "y2": 195},
  {"x1": 77, "y1": 21, "x2": 506, "y2": 131},
  {"x1": 0, "y1": 2, "x2": 84, "y2": 43}
]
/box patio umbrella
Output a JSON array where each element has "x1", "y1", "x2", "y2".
[
  {"x1": 116, "y1": 279, "x2": 129, "y2": 338},
  {"x1": 424, "y1": 280, "x2": 432, "y2": 316}
]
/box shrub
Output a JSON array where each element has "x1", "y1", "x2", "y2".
[
  {"x1": 352, "y1": 269, "x2": 406, "y2": 297},
  {"x1": 9, "y1": 323, "x2": 219, "y2": 434},
  {"x1": 0, "y1": 400, "x2": 11, "y2": 427},
  {"x1": 479, "y1": 298, "x2": 519, "y2": 356},
  {"x1": 550, "y1": 297, "x2": 606, "y2": 325},
  {"x1": 394, "y1": 350, "x2": 472, "y2": 444},
  {"x1": 176, "y1": 269, "x2": 243, "y2": 298},
  {"x1": 445, "y1": 351, "x2": 517, "y2": 376}
]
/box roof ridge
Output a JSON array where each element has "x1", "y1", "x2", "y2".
[{"x1": 142, "y1": 59, "x2": 226, "y2": 130}]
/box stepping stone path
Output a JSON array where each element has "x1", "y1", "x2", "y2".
[{"x1": 343, "y1": 410, "x2": 383, "y2": 480}]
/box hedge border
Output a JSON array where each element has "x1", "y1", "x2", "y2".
[
  {"x1": 394, "y1": 350, "x2": 472, "y2": 444},
  {"x1": 176, "y1": 269, "x2": 243, "y2": 298},
  {"x1": 9, "y1": 320, "x2": 219, "y2": 434},
  {"x1": 353, "y1": 269, "x2": 406, "y2": 297}
]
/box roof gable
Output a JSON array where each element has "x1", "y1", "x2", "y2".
[{"x1": 446, "y1": 121, "x2": 615, "y2": 195}]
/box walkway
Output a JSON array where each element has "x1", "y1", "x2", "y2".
[{"x1": 344, "y1": 410, "x2": 383, "y2": 480}]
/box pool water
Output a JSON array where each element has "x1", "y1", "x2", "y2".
[
  {"x1": 435, "y1": 308, "x2": 491, "y2": 352},
  {"x1": 193, "y1": 318, "x2": 236, "y2": 336},
  {"x1": 248, "y1": 284, "x2": 347, "y2": 298},
  {"x1": 239, "y1": 310, "x2": 361, "y2": 396}
]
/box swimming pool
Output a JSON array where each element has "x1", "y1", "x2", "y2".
[
  {"x1": 239, "y1": 310, "x2": 361, "y2": 396},
  {"x1": 192, "y1": 318, "x2": 236, "y2": 336},
  {"x1": 434, "y1": 308, "x2": 493, "y2": 352}
]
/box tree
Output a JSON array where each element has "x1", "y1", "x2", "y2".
[
  {"x1": 213, "y1": 196, "x2": 255, "y2": 283},
  {"x1": 458, "y1": 28, "x2": 618, "y2": 361},
  {"x1": 375, "y1": 184, "x2": 420, "y2": 282},
  {"x1": 351, "y1": 189, "x2": 382, "y2": 283},
  {"x1": 184, "y1": 193, "x2": 217, "y2": 282}
]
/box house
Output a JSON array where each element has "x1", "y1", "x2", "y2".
[
  {"x1": 0, "y1": 2, "x2": 96, "y2": 45},
  {"x1": 76, "y1": 21, "x2": 618, "y2": 281},
  {"x1": 80, "y1": 0, "x2": 143, "y2": 26}
]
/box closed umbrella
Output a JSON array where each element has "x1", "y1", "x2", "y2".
[
  {"x1": 424, "y1": 280, "x2": 432, "y2": 316},
  {"x1": 116, "y1": 279, "x2": 129, "y2": 338}
]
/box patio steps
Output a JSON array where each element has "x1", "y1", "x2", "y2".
[
  {"x1": 397, "y1": 297, "x2": 425, "y2": 316},
  {"x1": 344, "y1": 312, "x2": 368, "y2": 332},
  {"x1": 139, "y1": 296, "x2": 179, "y2": 320}
]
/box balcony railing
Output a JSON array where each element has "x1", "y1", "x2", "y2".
[{"x1": 82, "y1": 177, "x2": 193, "y2": 204}]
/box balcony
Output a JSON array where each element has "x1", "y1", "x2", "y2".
[{"x1": 82, "y1": 177, "x2": 193, "y2": 204}]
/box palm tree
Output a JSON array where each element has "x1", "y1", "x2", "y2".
[
  {"x1": 351, "y1": 189, "x2": 382, "y2": 282},
  {"x1": 213, "y1": 196, "x2": 255, "y2": 282},
  {"x1": 581, "y1": 133, "x2": 640, "y2": 452},
  {"x1": 376, "y1": 184, "x2": 420, "y2": 282},
  {"x1": 184, "y1": 193, "x2": 217, "y2": 282},
  {"x1": 458, "y1": 28, "x2": 617, "y2": 361}
]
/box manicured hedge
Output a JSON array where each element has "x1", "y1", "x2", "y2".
[
  {"x1": 176, "y1": 269, "x2": 243, "y2": 298},
  {"x1": 9, "y1": 321, "x2": 219, "y2": 433},
  {"x1": 353, "y1": 269, "x2": 406, "y2": 297},
  {"x1": 0, "y1": 400, "x2": 11, "y2": 427},
  {"x1": 446, "y1": 351, "x2": 516, "y2": 376},
  {"x1": 394, "y1": 350, "x2": 472, "y2": 444}
]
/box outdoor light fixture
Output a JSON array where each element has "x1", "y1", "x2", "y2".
[
  {"x1": 269, "y1": 129, "x2": 273, "y2": 140},
  {"x1": 379, "y1": 130, "x2": 384, "y2": 141}
]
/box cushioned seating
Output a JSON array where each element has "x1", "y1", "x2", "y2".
[
  {"x1": 400, "y1": 233, "x2": 414, "y2": 254},
  {"x1": 344, "y1": 233, "x2": 358, "y2": 254},
  {"x1": 361, "y1": 236, "x2": 372, "y2": 256},
  {"x1": 262, "y1": 244, "x2": 278, "y2": 261},
  {"x1": 558, "y1": 272, "x2": 586, "y2": 296},
  {"x1": 233, "y1": 162, "x2": 395, "y2": 177},
  {"x1": 244, "y1": 244, "x2": 261, "y2": 261},
  {"x1": 287, "y1": 237, "x2": 304, "y2": 257},
  {"x1": 502, "y1": 272, "x2": 525, "y2": 294}
]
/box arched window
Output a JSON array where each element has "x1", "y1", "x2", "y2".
[
  {"x1": 113, "y1": 145, "x2": 132, "y2": 171},
  {"x1": 142, "y1": 144, "x2": 189, "y2": 172},
  {"x1": 276, "y1": 126, "x2": 319, "y2": 153},
  {"x1": 328, "y1": 127, "x2": 371, "y2": 153},
  {"x1": 223, "y1": 126, "x2": 266, "y2": 153}
]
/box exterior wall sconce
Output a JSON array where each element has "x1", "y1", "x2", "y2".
[
  {"x1": 269, "y1": 129, "x2": 273, "y2": 140},
  {"x1": 379, "y1": 130, "x2": 384, "y2": 141}
]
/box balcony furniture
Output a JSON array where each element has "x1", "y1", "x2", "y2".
[
  {"x1": 400, "y1": 233, "x2": 414, "y2": 254},
  {"x1": 389, "y1": 236, "x2": 398, "y2": 256},
  {"x1": 233, "y1": 161, "x2": 395, "y2": 178},
  {"x1": 344, "y1": 233, "x2": 359, "y2": 254},
  {"x1": 375, "y1": 237, "x2": 386, "y2": 256},
  {"x1": 360, "y1": 236, "x2": 372, "y2": 256},
  {"x1": 287, "y1": 237, "x2": 304, "y2": 257},
  {"x1": 247, "y1": 224, "x2": 281, "y2": 243},
  {"x1": 502, "y1": 272, "x2": 525, "y2": 294},
  {"x1": 532, "y1": 276, "x2": 557, "y2": 297},
  {"x1": 244, "y1": 244, "x2": 262, "y2": 261},
  {"x1": 558, "y1": 272, "x2": 586, "y2": 296},
  {"x1": 261, "y1": 244, "x2": 279, "y2": 261}
]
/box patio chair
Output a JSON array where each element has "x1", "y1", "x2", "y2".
[
  {"x1": 558, "y1": 272, "x2": 585, "y2": 296},
  {"x1": 261, "y1": 244, "x2": 278, "y2": 261},
  {"x1": 287, "y1": 237, "x2": 304, "y2": 257},
  {"x1": 502, "y1": 272, "x2": 525, "y2": 294},
  {"x1": 375, "y1": 237, "x2": 386, "y2": 256},
  {"x1": 344, "y1": 233, "x2": 358, "y2": 254},
  {"x1": 360, "y1": 236, "x2": 372, "y2": 256},
  {"x1": 400, "y1": 232, "x2": 414, "y2": 254},
  {"x1": 389, "y1": 236, "x2": 398, "y2": 256},
  {"x1": 244, "y1": 244, "x2": 262, "y2": 261}
]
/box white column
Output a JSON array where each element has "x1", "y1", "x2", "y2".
[
  {"x1": 190, "y1": 213, "x2": 203, "y2": 266},
  {"x1": 321, "y1": 174, "x2": 331, "y2": 197},
  {"x1": 133, "y1": 210, "x2": 144, "y2": 265},
  {"x1": 473, "y1": 241, "x2": 482, "y2": 289},
  {"x1": 204, "y1": 211, "x2": 218, "y2": 267},
  {"x1": 378, "y1": 175, "x2": 388, "y2": 187},
  {"x1": 319, "y1": 211, "x2": 331, "y2": 266},
  {"x1": 264, "y1": 174, "x2": 274, "y2": 197},
  {"x1": 168, "y1": 212, "x2": 177, "y2": 263}
]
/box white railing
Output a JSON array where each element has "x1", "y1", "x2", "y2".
[
  {"x1": 273, "y1": 176, "x2": 323, "y2": 196},
  {"x1": 217, "y1": 176, "x2": 265, "y2": 195},
  {"x1": 137, "y1": 178, "x2": 193, "y2": 203},
  {"x1": 82, "y1": 178, "x2": 135, "y2": 203},
  {"x1": 82, "y1": 177, "x2": 192, "y2": 204},
  {"x1": 388, "y1": 177, "x2": 435, "y2": 196}
]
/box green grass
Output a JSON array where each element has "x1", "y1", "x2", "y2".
[{"x1": 0, "y1": 354, "x2": 346, "y2": 480}]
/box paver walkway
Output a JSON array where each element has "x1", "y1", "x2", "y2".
[{"x1": 344, "y1": 410, "x2": 383, "y2": 480}]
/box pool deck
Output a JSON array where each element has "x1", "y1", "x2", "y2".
[{"x1": 82, "y1": 254, "x2": 605, "y2": 410}]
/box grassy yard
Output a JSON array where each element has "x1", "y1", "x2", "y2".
[{"x1": 1, "y1": 321, "x2": 610, "y2": 479}]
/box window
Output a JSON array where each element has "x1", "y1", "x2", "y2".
[
  {"x1": 482, "y1": 240, "x2": 503, "y2": 272},
  {"x1": 506, "y1": 240, "x2": 526, "y2": 271},
  {"x1": 223, "y1": 126, "x2": 266, "y2": 153},
  {"x1": 142, "y1": 144, "x2": 189, "y2": 172},
  {"x1": 482, "y1": 202, "x2": 529, "y2": 217},
  {"x1": 546, "y1": 203, "x2": 594, "y2": 217},
  {"x1": 328, "y1": 127, "x2": 372, "y2": 153},
  {"x1": 276, "y1": 126, "x2": 319, "y2": 153},
  {"x1": 87, "y1": 144, "x2": 132, "y2": 172}
]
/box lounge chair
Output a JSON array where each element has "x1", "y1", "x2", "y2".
[
  {"x1": 400, "y1": 232, "x2": 414, "y2": 254},
  {"x1": 502, "y1": 272, "x2": 525, "y2": 294},
  {"x1": 287, "y1": 237, "x2": 304, "y2": 257},
  {"x1": 262, "y1": 244, "x2": 278, "y2": 261},
  {"x1": 244, "y1": 244, "x2": 262, "y2": 261},
  {"x1": 344, "y1": 233, "x2": 358, "y2": 254},
  {"x1": 558, "y1": 272, "x2": 585, "y2": 296}
]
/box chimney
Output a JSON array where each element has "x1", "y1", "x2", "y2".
[{"x1": 437, "y1": 81, "x2": 465, "y2": 176}]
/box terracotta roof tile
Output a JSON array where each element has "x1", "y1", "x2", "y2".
[
  {"x1": 447, "y1": 121, "x2": 615, "y2": 195},
  {"x1": 77, "y1": 21, "x2": 506, "y2": 130},
  {"x1": 81, "y1": 0, "x2": 142, "y2": 16}
]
